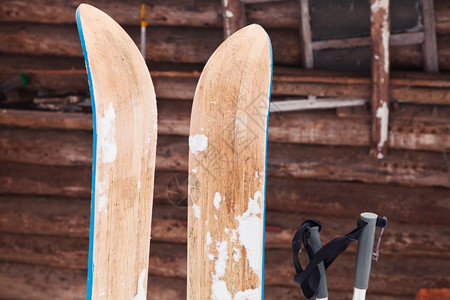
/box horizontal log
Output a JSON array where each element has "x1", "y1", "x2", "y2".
[
  {"x1": 2, "y1": 22, "x2": 450, "y2": 72},
  {"x1": 0, "y1": 0, "x2": 299, "y2": 29},
  {"x1": 0, "y1": 261, "x2": 414, "y2": 300},
  {"x1": 1, "y1": 128, "x2": 449, "y2": 187},
  {"x1": 1, "y1": 235, "x2": 448, "y2": 297},
  {"x1": 435, "y1": 0, "x2": 450, "y2": 35},
  {"x1": 1, "y1": 196, "x2": 448, "y2": 257},
  {"x1": 0, "y1": 262, "x2": 186, "y2": 300},
  {"x1": 1, "y1": 55, "x2": 450, "y2": 104},
  {"x1": 2, "y1": 100, "x2": 450, "y2": 152},
  {"x1": 0, "y1": 23, "x2": 300, "y2": 65},
  {"x1": 1, "y1": 0, "x2": 446, "y2": 40},
  {"x1": 265, "y1": 248, "x2": 450, "y2": 297}
]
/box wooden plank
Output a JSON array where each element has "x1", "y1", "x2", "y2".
[
  {"x1": 0, "y1": 23, "x2": 301, "y2": 65},
  {"x1": 222, "y1": 0, "x2": 246, "y2": 38},
  {"x1": 265, "y1": 249, "x2": 450, "y2": 297},
  {"x1": 1, "y1": 199, "x2": 448, "y2": 258},
  {"x1": 267, "y1": 143, "x2": 450, "y2": 187},
  {"x1": 370, "y1": 0, "x2": 391, "y2": 159},
  {"x1": 0, "y1": 0, "x2": 300, "y2": 30},
  {"x1": 1, "y1": 166, "x2": 449, "y2": 233},
  {"x1": 0, "y1": 239, "x2": 448, "y2": 297},
  {"x1": 0, "y1": 0, "x2": 221, "y2": 27},
  {"x1": 2, "y1": 101, "x2": 449, "y2": 157},
  {"x1": 1, "y1": 55, "x2": 449, "y2": 103},
  {"x1": 422, "y1": 0, "x2": 440, "y2": 72},
  {"x1": 299, "y1": 0, "x2": 313, "y2": 68},
  {"x1": 312, "y1": 32, "x2": 424, "y2": 50},
  {"x1": 0, "y1": 261, "x2": 418, "y2": 300},
  {"x1": 435, "y1": 0, "x2": 450, "y2": 35},
  {"x1": 0, "y1": 109, "x2": 92, "y2": 130},
  {"x1": 0, "y1": 262, "x2": 186, "y2": 300},
  {"x1": 1, "y1": 134, "x2": 449, "y2": 187}
]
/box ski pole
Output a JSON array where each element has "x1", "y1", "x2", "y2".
[
  {"x1": 352, "y1": 212, "x2": 378, "y2": 300},
  {"x1": 305, "y1": 226, "x2": 328, "y2": 300}
]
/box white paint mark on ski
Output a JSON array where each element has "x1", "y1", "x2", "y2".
[
  {"x1": 97, "y1": 179, "x2": 108, "y2": 212},
  {"x1": 211, "y1": 240, "x2": 232, "y2": 300},
  {"x1": 214, "y1": 192, "x2": 222, "y2": 210},
  {"x1": 225, "y1": 10, "x2": 233, "y2": 18},
  {"x1": 236, "y1": 190, "x2": 263, "y2": 278},
  {"x1": 234, "y1": 288, "x2": 260, "y2": 300},
  {"x1": 137, "y1": 180, "x2": 141, "y2": 190},
  {"x1": 189, "y1": 134, "x2": 208, "y2": 155},
  {"x1": 206, "y1": 232, "x2": 212, "y2": 246},
  {"x1": 193, "y1": 202, "x2": 201, "y2": 219},
  {"x1": 133, "y1": 269, "x2": 147, "y2": 300},
  {"x1": 98, "y1": 103, "x2": 117, "y2": 163}
]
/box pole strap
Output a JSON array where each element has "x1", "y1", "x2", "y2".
[{"x1": 292, "y1": 216, "x2": 387, "y2": 299}]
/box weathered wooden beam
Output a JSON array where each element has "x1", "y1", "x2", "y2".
[
  {"x1": 265, "y1": 249, "x2": 450, "y2": 296},
  {"x1": 0, "y1": 0, "x2": 300, "y2": 29},
  {"x1": 370, "y1": 0, "x2": 391, "y2": 159},
  {"x1": 0, "y1": 262, "x2": 186, "y2": 300},
  {"x1": 0, "y1": 23, "x2": 300, "y2": 65},
  {"x1": 422, "y1": 0, "x2": 440, "y2": 72},
  {"x1": 0, "y1": 261, "x2": 419, "y2": 300},
  {"x1": 311, "y1": 32, "x2": 424, "y2": 50},
  {"x1": 0, "y1": 109, "x2": 92, "y2": 130},
  {"x1": 435, "y1": 0, "x2": 450, "y2": 35},
  {"x1": 1, "y1": 131, "x2": 449, "y2": 187},
  {"x1": 1, "y1": 55, "x2": 449, "y2": 103},
  {"x1": 0, "y1": 237, "x2": 448, "y2": 297},
  {"x1": 1, "y1": 199, "x2": 448, "y2": 257},
  {"x1": 2, "y1": 99, "x2": 450, "y2": 152},
  {"x1": 221, "y1": 0, "x2": 245, "y2": 38},
  {"x1": 299, "y1": 0, "x2": 313, "y2": 68}
]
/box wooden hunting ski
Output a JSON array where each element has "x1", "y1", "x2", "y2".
[
  {"x1": 76, "y1": 4, "x2": 157, "y2": 299},
  {"x1": 188, "y1": 24, "x2": 273, "y2": 299}
]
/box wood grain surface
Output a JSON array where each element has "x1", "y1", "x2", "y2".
[
  {"x1": 188, "y1": 24, "x2": 272, "y2": 299},
  {"x1": 77, "y1": 4, "x2": 157, "y2": 299}
]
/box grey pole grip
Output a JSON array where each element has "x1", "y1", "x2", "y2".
[
  {"x1": 353, "y1": 212, "x2": 378, "y2": 290},
  {"x1": 306, "y1": 226, "x2": 328, "y2": 299}
]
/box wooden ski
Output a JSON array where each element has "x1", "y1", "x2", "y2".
[
  {"x1": 188, "y1": 24, "x2": 272, "y2": 299},
  {"x1": 76, "y1": 4, "x2": 157, "y2": 299}
]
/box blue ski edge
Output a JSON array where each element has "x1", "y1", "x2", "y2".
[
  {"x1": 261, "y1": 31, "x2": 273, "y2": 300},
  {"x1": 76, "y1": 7, "x2": 97, "y2": 300}
]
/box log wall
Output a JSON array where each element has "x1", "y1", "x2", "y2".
[{"x1": 0, "y1": 0, "x2": 449, "y2": 299}]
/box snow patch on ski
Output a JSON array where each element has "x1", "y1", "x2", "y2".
[
  {"x1": 235, "y1": 190, "x2": 263, "y2": 278},
  {"x1": 214, "y1": 192, "x2": 222, "y2": 210},
  {"x1": 133, "y1": 269, "x2": 147, "y2": 300},
  {"x1": 192, "y1": 168, "x2": 197, "y2": 174},
  {"x1": 193, "y1": 202, "x2": 201, "y2": 219},
  {"x1": 234, "y1": 288, "x2": 260, "y2": 300},
  {"x1": 206, "y1": 232, "x2": 212, "y2": 246},
  {"x1": 189, "y1": 134, "x2": 208, "y2": 155},
  {"x1": 98, "y1": 103, "x2": 117, "y2": 163},
  {"x1": 211, "y1": 240, "x2": 232, "y2": 300},
  {"x1": 97, "y1": 179, "x2": 108, "y2": 212}
]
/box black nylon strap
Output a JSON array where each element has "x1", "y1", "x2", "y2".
[
  {"x1": 292, "y1": 216, "x2": 388, "y2": 299},
  {"x1": 292, "y1": 218, "x2": 367, "y2": 299}
]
